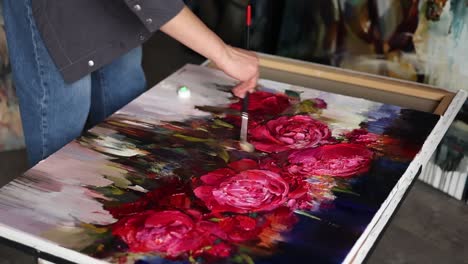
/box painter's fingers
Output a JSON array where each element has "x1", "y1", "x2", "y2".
[
  {"x1": 232, "y1": 74, "x2": 258, "y2": 98},
  {"x1": 247, "y1": 71, "x2": 259, "y2": 93}
]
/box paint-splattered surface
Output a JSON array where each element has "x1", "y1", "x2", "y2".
[{"x1": 0, "y1": 65, "x2": 439, "y2": 263}]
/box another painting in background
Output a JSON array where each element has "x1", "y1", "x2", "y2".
[
  {"x1": 189, "y1": 0, "x2": 468, "y2": 201},
  {"x1": 0, "y1": 4, "x2": 24, "y2": 151},
  {"x1": 0, "y1": 65, "x2": 439, "y2": 263},
  {"x1": 189, "y1": 0, "x2": 468, "y2": 89},
  {"x1": 417, "y1": 1, "x2": 468, "y2": 200},
  {"x1": 420, "y1": 100, "x2": 468, "y2": 200}
]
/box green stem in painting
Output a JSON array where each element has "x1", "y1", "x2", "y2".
[
  {"x1": 173, "y1": 134, "x2": 212, "y2": 142},
  {"x1": 294, "y1": 210, "x2": 322, "y2": 221},
  {"x1": 332, "y1": 187, "x2": 360, "y2": 196}
]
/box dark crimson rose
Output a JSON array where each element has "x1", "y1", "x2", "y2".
[
  {"x1": 345, "y1": 129, "x2": 381, "y2": 146},
  {"x1": 218, "y1": 215, "x2": 263, "y2": 243},
  {"x1": 194, "y1": 159, "x2": 289, "y2": 213},
  {"x1": 310, "y1": 98, "x2": 327, "y2": 109},
  {"x1": 249, "y1": 115, "x2": 332, "y2": 153},
  {"x1": 227, "y1": 158, "x2": 259, "y2": 172},
  {"x1": 105, "y1": 181, "x2": 192, "y2": 219},
  {"x1": 287, "y1": 144, "x2": 374, "y2": 177},
  {"x1": 229, "y1": 91, "x2": 291, "y2": 117},
  {"x1": 112, "y1": 210, "x2": 223, "y2": 257},
  {"x1": 226, "y1": 91, "x2": 291, "y2": 128},
  {"x1": 258, "y1": 156, "x2": 284, "y2": 174}
]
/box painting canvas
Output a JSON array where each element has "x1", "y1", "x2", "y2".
[{"x1": 0, "y1": 65, "x2": 439, "y2": 264}]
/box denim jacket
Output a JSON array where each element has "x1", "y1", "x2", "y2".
[{"x1": 32, "y1": 0, "x2": 184, "y2": 83}]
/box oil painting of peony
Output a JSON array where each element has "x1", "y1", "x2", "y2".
[{"x1": 0, "y1": 65, "x2": 439, "y2": 264}]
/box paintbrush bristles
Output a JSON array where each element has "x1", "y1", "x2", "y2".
[{"x1": 240, "y1": 141, "x2": 255, "y2": 153}]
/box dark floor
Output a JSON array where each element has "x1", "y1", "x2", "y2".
[{"x1": 1, "y1": 33, "x2": 468, "y2": 263}]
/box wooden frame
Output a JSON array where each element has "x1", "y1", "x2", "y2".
[{"x1": 207, "y1": 53, "x2": 456, "y2": 115}]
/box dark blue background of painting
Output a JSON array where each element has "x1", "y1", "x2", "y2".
[{"x1": 134, "y1": 107, "x2": 439, "y2": 264}]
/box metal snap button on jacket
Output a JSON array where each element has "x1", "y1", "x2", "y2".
[{"x1": 31, "y1": 0, "x2": 185, "y2": 83}]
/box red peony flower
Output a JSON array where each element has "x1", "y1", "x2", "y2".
[
  {"x1": 310, "y1": 98, "x2": 327, "y2": 109},
  {"x1": 218, "y1": 215, "x2": 263, "y2": 243},
  {"x1": 249, "y1": 115, "x2": 332, "y2": 153},
  {"x1": 344, "y1": 129, "x2": 381, "y2": 146},
  {"x1": 112, "y1": 210, "x2": 224, "y2": 257},
  {"x1": 259, "y1": 156, "x2": 337, "y2": 211},
  {"x1": 286, "y1": 143, "x2": 374, "y2": 177},
  {"x1": 194, "y1": 159, "x2": 289, "y2": 214},
  {"x1": 229, "y1": 91, "x2": 291, "y2": 118},
  {"x1": 258, "y1": 156, "x2": 284, "y2": 175}
]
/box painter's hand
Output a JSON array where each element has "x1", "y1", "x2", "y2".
[{"x1": 215, "y1": 45, "x2": 259, "y2": 98}]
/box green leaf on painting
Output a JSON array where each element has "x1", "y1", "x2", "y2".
[
  {"x1": 195, "y1": 127, "x2": 209, "y2": 133},
  {"x1": 332, "y1": 187, "x2": 360, "y2": 196},
  {"x1": 103, "y1": 175, "x2": 132, "y2": 189},
  {"x1": 334, "y1": 136, "x2": 346, "y2": 142},
  {"x1": 297, "y1": 99, "x2": 321, "y2": 114},
  {"x1": 232, "y1": 253, "x2": 255, "y2": 264},
  {"x1": 294, "y1": 210, "x2": 322, "y2": 221},
  {"x1": 285, "y1": 89, "x2": 302, "y2": 99},
  {"x1": 174, "y1": 134, "x2": 211, "y2": 143},
  {"x1": 248, "y1": 213, "x2": 258, "y2": 218},
  {"x1": 109, "y1": 186, "x2": 125, "y2": 196},
  {"x1": 218, "y1": 147, "x2": 230, "y2": 163},
  {"x1": 240, "y1": 254, "x2": 255, "y2": 264},
  {"x1": 189, "y1": 256, "x2": 196, "y2": 263},
  {"x1": 81, "y1": 223, "x2": 109, "y2": 235},
  {"x1": 213, "y1": 119, "x2": 234, "y2": 129}
]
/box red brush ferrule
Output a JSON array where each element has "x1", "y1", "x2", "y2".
[{"x1": 246, "y1": 4, "x2": 252, "y2": 26}]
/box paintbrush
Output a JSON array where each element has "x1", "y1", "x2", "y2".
[{"x1": 239, "y1": 1, "x2": 255, "y2": 153}]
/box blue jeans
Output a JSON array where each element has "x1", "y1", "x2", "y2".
[{"x1": 3, "y1": 0, "x2": 147, "y2": 166}]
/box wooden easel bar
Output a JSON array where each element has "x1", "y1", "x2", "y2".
[
  {"x1": 205, "y1": 54, "x2": 456, "y2": 115},
  {"x1": 259, "y1": 56, "x2": 451, "y2": 101},
  {"x1": 434, "y1": 94, "x2": 456, "y2": 115}
]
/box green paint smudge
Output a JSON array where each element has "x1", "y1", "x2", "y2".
[{"x1": 294, "y1": 210, "x2": 322, "y2": 221}]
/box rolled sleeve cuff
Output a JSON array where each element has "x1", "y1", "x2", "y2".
[{"x1": 125, "y1": 0, "x2": 185, "y2": 32}]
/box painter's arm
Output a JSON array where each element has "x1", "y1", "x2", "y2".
[{"x1": 160, "y1": 6, "x2": 259, "y2": 98}]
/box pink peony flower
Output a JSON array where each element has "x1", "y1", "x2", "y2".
[
  {"x1": 249, "y1": 115, "x2": 332, "y2": 153},
  {"x1": 218, "y1": 215, "x2": 263, "y2": 243},
  {"x1": 112, "y1": 210, "x2": 223, "y2": 257},
  {"x1": 344, "y1": 129, "x2": 381, "y2": 146},
  {"x1": 194, "y1": 159, "x2": 289, "y2": 214},
  {"x1": 286, "y1": 143, "x2": 374, "y2": 177}
]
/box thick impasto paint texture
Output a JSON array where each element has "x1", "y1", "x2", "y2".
[{"x1": 0, "y1": 65, "x2": 439, "y2": 263}]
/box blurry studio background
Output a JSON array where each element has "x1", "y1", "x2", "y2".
[{"x1": 0, "y1": 1, "x2": 468, "y2": 263}]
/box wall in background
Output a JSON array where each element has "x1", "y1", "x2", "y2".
[{"x1": 0, "y1": 4, "x2": 24, "y2": 152}]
